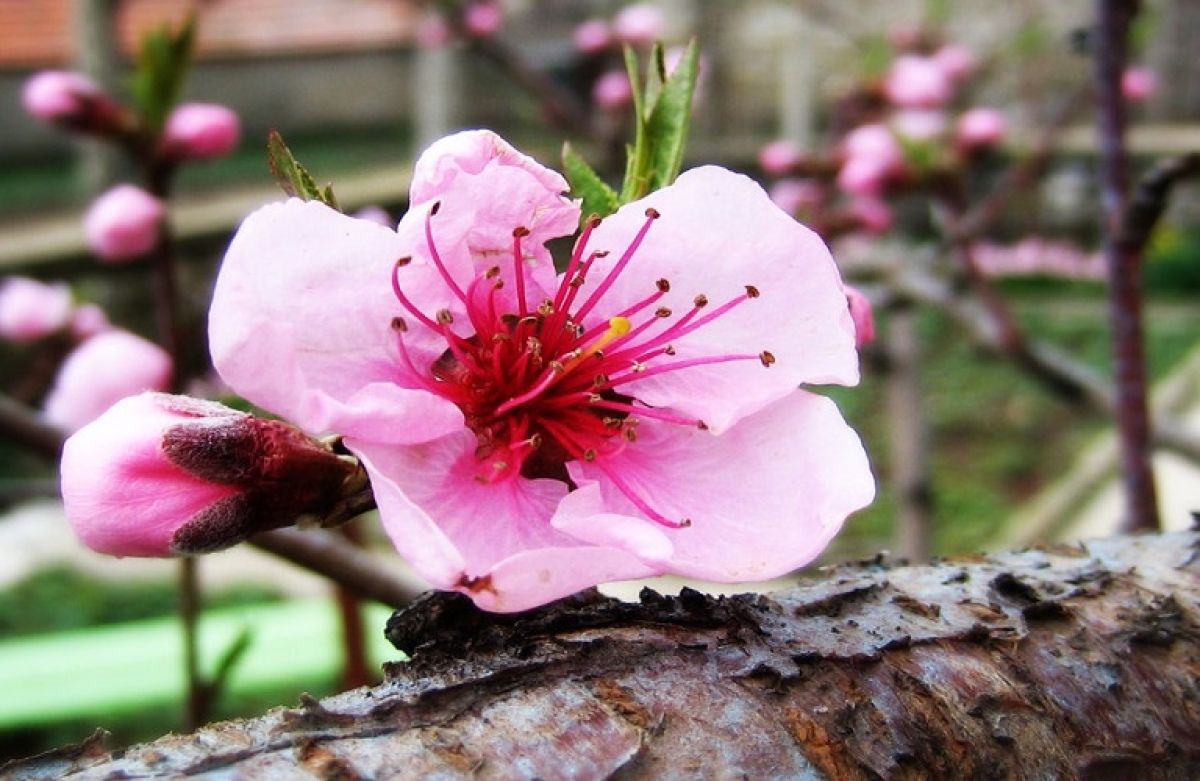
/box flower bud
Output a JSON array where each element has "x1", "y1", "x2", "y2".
[
  {"x1": 162, "y1": 103, "x2": 241, "y2": 161},
  {"x1": 612, "y1": 3, "x2": 665, "y2": 47},
  {"x1": 83, "y1": 184, "x2": 165, "y2": 262},
  {"x1": 592, "y1": 69, "x2": 634, "y2": 110},
  {"x1": 462, "y1": 1, "x2": 504, "y2": 38},
  {"x1": 22, "y1": 70, "x2": 128, "y2": 134},
  {"x1": 1122, "y1": 66, "x2": 1158, "y2": 102},
  {"x1": 61, "y1": 393, "x2": 361, "y2": 557},
  {"x1": 884, "y1": 55, "x2": 953, "y2": 109},
  {"x1": 0, "y1": 276, "x2": 73, "y2": 343},
  {"x1": 758, "y1": 140, "x2": 806, "y2": 177},
  {"x1": 955, "y1": 107, "x2": 1007, "y2": 151},
  {"x1": 573, "y1": 18, "x2": 612, "y2": 54},
  {"x1": 43, "y1": 329, "x2": 173, "y2": 432},
  {"x1": 845, "y1": 286, "x2": 876, "y2": 347},
  {"x1": 932, "y1": 45, "x2": 976, "y2": 83}
]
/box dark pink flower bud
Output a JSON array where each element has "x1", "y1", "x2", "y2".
[
  {"x1": 0, "y1": 276, "x2": 73, "y2": 343},
  {"x1": 43, "y1": 329, "x2": 172, "y2": 432},
  {"x1": 22, "y1": 70, "x2": 129, "y2": 135},
  {"x1": 593, "y1": 69, "x2": 633, "y2": 110},
  {"x1": 462, "y1": 1, "x2": 504, "y2": 37},
  {"x1": 845, "y1": 286, "x2": 876, "y2": 347},
  {"x1": 1122, "y1": 66, "x2": 1158, "y2": 102},
  {"x1": 61, "y1": 393, "x2": 361, "y2": 557},
  {"x1": 84, "y1": 184, "x2": 165, "y2": 262},
  {"x1": 162, "y1": 103, "x2": 241, "y2": 161}
]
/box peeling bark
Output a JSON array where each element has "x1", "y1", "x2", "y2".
[{"x1": 6, "y1": 532, "x2": 1200, "y2": 779}]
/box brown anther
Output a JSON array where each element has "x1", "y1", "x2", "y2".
[
  {"x1": 436, "y1": 309, "x2": 454, "y2": 325},
  {"x1": 588, "y1": 393, "x2": 603, "y2": 402},
  {"x1": 537, "y1": 300, "x2": 555, "y2": 316},
  {"x1": 528, "y1": 433, "x2": 543, "y2": 449},
  {"x1": 593, "y1": 373, "x2": 610, "y2": 387},
  {"x1": 664, "y1": 345, "x2": 676, "y2": 356},
  {"x1": 623, "y1": 428, "x2": 638, "y2": 442},
  {"x1": 592, "y1": 350, "x2": 605, "y2": 360},
  {"x1": 492, "y1": 333, "x2": 511, "y2": 342},
  {"x1": 697, "y1": 420, "x2": 709, "y2": 430},
  {"x1": 655, "y1": 307, "x2": 672, "y2": 318},
  {"x1": 656, "y1": 278, "x2": 671, "y2": 292},
  {"x1": 500, "y1": 313, "x2": 520, "y2": 327},
  {"x1": 694, "y1": 294, "x2": 709, "y2": 308},
  {"x1": 395, "y1": 256, "x2": 412, "y2": 267},
  {"x1": 485, "y1": 266, "x2": 502, "y2": 279},
  {"x1": 602, "y1": 417, "x2": 621, "y2": 429},
  {"x1": 569, "y1": 277, "x2": 586, "y2": 289},
  {"x1": 430, "y1": 201, "x2": 442, "y2": 216},
  {"x1": 513, "y1": 226, "x2": 531, "y2": 238},
  {"x1": 586, "y1": 214, "x2": 603, "y2": 228},
  {"x1": 745, "y1": 285, "x2": 761, "y2": 298},
  {"x1": 631, "y1": 362, "x2": 646, "y2": 373},
  {"x1": 390, "y1": 317, "x2": 408, "y2": 332},
  {"x1": 549, "y1": 360, "x2": 566, "y2": 373},
  {"x1": 679, "y1": 518, "x2": 693, "y2": 528},
  {"x1": 583, "y1": 448, "x2": 598, "y2": 462},
  {"x1": 595, "y1": 250, "x2": 610, "y2": 258},
  {"x1": 645, "y1": 207, "x2": 661, "y2": 219},
  {"x1": 759, "y1": 351, "x2": 776, "y2": 367}
]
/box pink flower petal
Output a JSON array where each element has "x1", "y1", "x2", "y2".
[
  {"x1": 44, "y1": 330, "x2": 173, "y2": 432},
  {"x1": 559, "y1": 390, "x2": 874, "y2": 582},
  {"x1": 580, "y1": 166, "x2": 859, "y2": 433},
  {"x1": 209, "y1": 199, "x2": 464, "y2": 443}
]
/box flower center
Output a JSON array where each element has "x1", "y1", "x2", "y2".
[{"x1": 389, "y1": 204, "x2": 773, "y2": 527}]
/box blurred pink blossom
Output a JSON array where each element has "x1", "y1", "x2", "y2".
[
  {"x1": 0, "y1": 277, "x2": 74, "y2": 343},
  {"x1": 61, "y1": 393, "x2": 357, "y2": 557},
  {"x1": 209, "y1": 129, "x2": 873, "y2": 611},
  {"x1": 1122, "y1": 66, "x2": 1158, "y2": 102},
  {"x1": 932, "y1": 45, "x2": 976, "y2": 83},
  {"x1": 22, "y1": 70, "x2": 119, "y2": 130},
  {"x1": 758, "y1": 139, "x2": 806, "y2": 176},
  {"x1": 593, "y1": 69, "x2": 634, "y2": 109},
  {"x1": 83, "y1": 184, "x2": 165, "y2": 262},
  {"x1": 890, "y1": 109, "x2": 948, "y2": 142},
  {"x1": 69, "y1": 303, "x2": 112, "y2": 340},
  {"x1": 463, "y1": 1, "x2": 504, "y2": 38},
  {"x1": 612, "y1": 3, "x2": 665, "y2": 47},
  {"x1": 769, "y1": 178, "x2": 823, "y2": 215},
  {"x1": 884, "y1": 55, "x2": 953, "y2": 108},
  {"x1": 848, "y1": 197, "x2": 894, "y2": 235},
  {"x1": 43, "y1": 329, "x2": 173, "y2": 432},
  {"x1": 416, "y1": 13, "x2": 452, "y2": 48},
  {"x1": 956, "y1": 107, "x2": 1008, "y2": 150},
  {"x1": 573, "y1": 18, "x2": 612, "y2": 53},
  {"x1": 162, "y1": 103, "x2": 241, "y2": 161},
  {"x1": 973, "y1": 239, "x2": 1105, "y2": 280}
]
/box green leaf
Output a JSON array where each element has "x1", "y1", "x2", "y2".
[
  {"x1": 266, "y1": 130, "x2": 340, "y2": 209},
  {"x1": 618, "y1": 40, "x2": 700, "y2": 204},
  {"x1": 563, "y1": 143, "x2": 620, "y2": 222},
  {"x1": 128, "y1": 14, "x2": 196, "y2": 132}
]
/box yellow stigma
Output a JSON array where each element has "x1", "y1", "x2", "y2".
[{"x1": 564, "y1": 317, "x2": 631, "y2": 373}]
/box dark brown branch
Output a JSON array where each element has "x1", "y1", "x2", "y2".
[{"x1": 14, "y1": 532, "x2": 1199, "y2": 778}]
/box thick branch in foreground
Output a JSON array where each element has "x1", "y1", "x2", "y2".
[{"x1": 8, "y1": 532, "x2": 1199, "y2": 779}]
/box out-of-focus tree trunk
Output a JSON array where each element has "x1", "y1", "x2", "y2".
[
  {"x1": 72, "y1": 0, "x2": 124, "y2": 192},
  {"x1": 6, "y1": 532, "x2": 1199, "y2": 779}
]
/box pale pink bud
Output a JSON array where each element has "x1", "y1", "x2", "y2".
[
  {"x1": 61, "y1": 392, "x2": 359, "y2": 557},
  {"x1": 68, "y1": 302, "x2": 112, "y2": 340},
  {"x1": 83, "y1": 184, "x2": 165, "y2": 262},
  {"x1": 838, "y1": 155, "x2": 893, "y2": 198},
  {"x1": 759, "y1": 140, "x2": 806, "y2": 176},
  {"x1": 891, "y1": 109, "x2": 948, "y2": 143},
  {"x1": 613, "y1": 3, "x2": 665, "y2": 47},
  {"x1": 593, "y1": 69, "x2": 634, "y2": 110},
  {"x1": 43, "y1": 329, "x2": 173, "y2": 432},
  {"x1": 1122, "y1": 66, "x2": 1158, "y2": 102},
  {"x1": 23, "y1": 71, "x2": 100, "y2": 119},
  {"x1": 843, "y1": 123, "x2": 903, "y2": 162},
  {"x1": 0, "y1": 277, "x2": 73, "y2": 343},
  {"x1": 462, "y1": 1, "x2": 504, "y2": 38},
  {"x1": 162, "y1": 103, "x2": 241, "y2": 161},
  {"x1": 768, "y1": 178, "x2": 823, "y2": 215},
  {"x1": 845, "y1": 286, "x2": 876, "y2": 347},
  {"x1": 849, "y1": 197, "x2": 894, "y2": 235},
  {"x1": 839, "y1": 126, "x2": 904, "y2": 196},
  {"x1": 573, "y1": 18, "x2": 612, "y2": 54},
  {"x1": 956, "y1": 107, "x2": 1007, "y2": 150},
  {"x1": 884, "y1": 55, "x2": 953, "y2": 108},
  {"x1": 932, "y1": 45, "x2": 976, "y2": 83}
]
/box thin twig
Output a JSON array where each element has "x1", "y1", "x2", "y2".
[{"x1": 1094, "y1": 0, "x2": 1159, "y2": 532}]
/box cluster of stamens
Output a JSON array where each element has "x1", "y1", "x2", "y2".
[{"x1": 389, "y1": 203, "x2": 773, "y2": 528}]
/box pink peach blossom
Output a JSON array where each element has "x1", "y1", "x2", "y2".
[
  {"x1": 768, "y1": 179, "x2": 823, "y2": 215},
  {"x1": 83, "y1": 184, "x2": 165, "y2": 262},
  {"x1": 932, "y1": 45, "x2": 976, "y2": 83},
  {"x1": 612, "y1": 3, "x2": 665, "y2": 47},
  {"x1": 209, "y1": 130, "x2": 873, "y2": 612},
  {"x1": 884, "y1": 55, "x2": 953, "y2": 109},
  {"x1": 61, "y1": 392, "x2": 357, "y2": 557},
  {"x1": 758, "y1": 140, "x2": 806, "y2": 176},
  {"x1": 21, "y1": 70, "x2": 128, "y2": 135},
  {"x1": 462, "y1": 1, "x2": 504, "y2": 38},
  {"x1": 162, "y1": 103, "x2": 241, "y2": 161},
  {"x1": 573, "y1": 18, "x2": 612, "y2": 53},
  {"x1": 848, "y1": 197, "x2": 894, "y2": 235},
  {"x1": 956, "y1": 107, "x2": 1007, "y2": 150},
  {"x1": 593, "y1": 69, "x2": 634, "y2": 110},
  {"x1": 69, "y1": 302, "x2": 112, "y2": 339},
  {"x1": 890, "y1": 109, "x2": 947, "y2": 143},
  {"x1": 0, "y1": 276, "x2": 73, "y2": 342},
  {"x1": 43, "y1": 329, "x2": 173, "y2": 432},
  {"x1": 1122, "y1": 66, "x2": 1158, "y2": 102}
]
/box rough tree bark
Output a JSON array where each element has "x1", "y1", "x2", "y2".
[{"x1": 6, "y1": 532, "x2": 1199, "y2": 779}]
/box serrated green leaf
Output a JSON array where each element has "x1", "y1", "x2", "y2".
[
  {"x1": 129, "y1": 14, "x2": 196, "y2": 132},
  {"x1": 642, "y1": 39, "x2": 698, "y2": 193},
  {"x1": 563, "y1": 143, "x2": 620, "y2": 223},
  {"x1": 266, "y1": 130, "x2": 339, "y2": 208}
]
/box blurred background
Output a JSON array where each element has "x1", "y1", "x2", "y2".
[{"x1": 1, "y1": 0, "x2": 1198, "y2": 761}]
